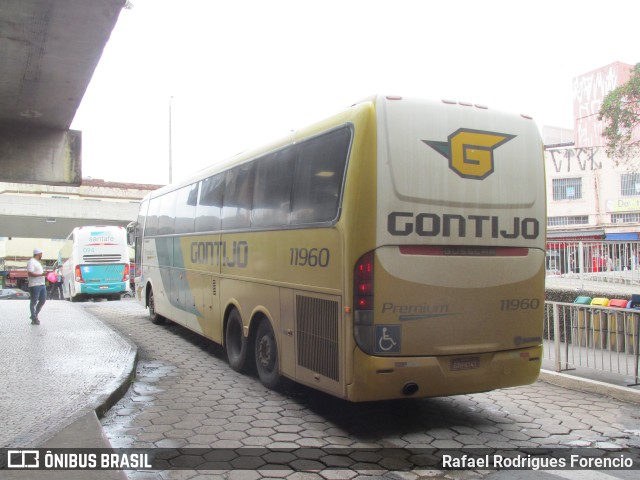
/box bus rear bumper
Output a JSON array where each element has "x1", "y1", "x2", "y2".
[
  {"x1": 80, "y1": 283, "x2": 127, "y2": 295},
  {"x1": 347, "y1": 345, "x2": 542, "y2": 402}
]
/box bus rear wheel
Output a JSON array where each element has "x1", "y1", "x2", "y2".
[
  {"x1": 255, "y1": 319, "x2": 282, "y2": 390},
  {"x1": 148, "y1": 288, "x2": 165, "y2": 325},
  {"x1": 225, "y1": 309, "x2": 250, "y2": 373},
  {"x1": 69, "y1": 283, "x2": 84, "y2": 302}
]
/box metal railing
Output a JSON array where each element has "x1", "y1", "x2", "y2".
[
  {"x1": 543, "y1": 301, "x2": 640, "y2": 386},
  {"x1": 546, "y1": 240, "x2": 640, "y2": 289}
]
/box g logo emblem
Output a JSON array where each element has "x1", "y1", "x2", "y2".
[{"x1": 423, "y1": 129, "x2": 515, "y2": 180}]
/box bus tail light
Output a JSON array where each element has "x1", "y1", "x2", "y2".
[
  {"x1": 75, "y1": 265, "x2": 84, "y2": 283},
  {"x1": 122, "y1": 263, "x2": 130, "y2": 282},
  {"x1": 354, "y1": 251, "x2": 375, "y2": 354}
]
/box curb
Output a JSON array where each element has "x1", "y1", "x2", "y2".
[
  {"x1": 94, "y1": 341, "x2": 139, "y2": 420},
  {"x1": 539, "y1": 369, "x2": 640, "y2": 405}
]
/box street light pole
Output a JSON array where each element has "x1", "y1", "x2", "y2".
[{"x1": 168, "y1": 95, "x2": 173, "y2": 184}]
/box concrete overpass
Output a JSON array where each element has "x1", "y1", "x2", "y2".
[
  {"x1": 0, "y1": 195, "x2": 133, "y2": 239},
  {"x1": 0, "y1": 179, "x2": 159, "y2": 239},
  {"x1": 0, "y1": 0, "x2": 127, "y2": 186}
]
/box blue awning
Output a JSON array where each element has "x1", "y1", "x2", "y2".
[{"x1": 605, "y1": 232, "x2": 639, "y2": 240}]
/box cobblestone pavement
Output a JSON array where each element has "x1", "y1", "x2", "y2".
[{"x1": 83, "y1": 301, "x2": 640, "y2": 480}]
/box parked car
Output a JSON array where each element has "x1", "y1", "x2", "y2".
[{"x1": 0, "y1": 288, "x2": 31, "y2": 300}]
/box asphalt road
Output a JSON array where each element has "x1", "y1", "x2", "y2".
[{"x1": 81, "y1": 300, "x2": 640, "y2": 480}]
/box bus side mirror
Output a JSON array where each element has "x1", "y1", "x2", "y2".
[{"x1": 126, "y1": 222, "x2": 137, "y2": 247}]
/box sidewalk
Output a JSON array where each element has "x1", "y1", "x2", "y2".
[
  {"x1": 545, "y1": 275, "x2": 640, "y2": 297},
  {"x1": 540, "y1": 359, "x2": 640, "y2": 405},
  {"x1": 0, "y1": 299, "x2": 137, "y2": 479}
]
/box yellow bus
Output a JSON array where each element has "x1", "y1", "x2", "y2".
[{"x1": 129, "y1": 95, "x2": 546, "y2": 402}]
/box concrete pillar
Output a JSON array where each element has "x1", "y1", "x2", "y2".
[{"x1": 0, "y1": 125, "x2": 81, "y2": 186}]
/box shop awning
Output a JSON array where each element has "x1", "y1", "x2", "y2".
[
  {"x1": 7, "y1": 270, "x2": 28, "y2": 278},
  {"x1": 546, "y1": 229, "x2": 605, "y2": 240},
  {"x1": 605, "y1": 232, "x2": 640, "y2": 240}
]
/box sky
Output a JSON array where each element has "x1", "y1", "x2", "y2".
[{"x1": 70, "y1": 0, "x2": 639, "y2": 186}]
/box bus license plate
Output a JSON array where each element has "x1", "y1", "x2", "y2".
[
  {"x1": 451, "y1": 356, "x2": 480, "y2": 371},
  {"x1": 99, "y1": 286, "x2": 109, "y2": 289}
]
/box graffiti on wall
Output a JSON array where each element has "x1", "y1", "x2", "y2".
[
  {"x1": 572, "y1": 63, "x2": 632, "y2": 148},
  {"x1": 546, "y1": 147, "x2": 602, "y2": 173}
]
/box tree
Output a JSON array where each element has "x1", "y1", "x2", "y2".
[{"x1": 598, "y1": 62, "x2": 640, "y2": 165}]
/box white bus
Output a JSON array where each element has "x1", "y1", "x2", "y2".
[
  {"x1": 130, "y1": 95, "x2": 546, "y2": 401},
  {"x1": 59, "y1": 225, "x2": 130, "y2": 301}
]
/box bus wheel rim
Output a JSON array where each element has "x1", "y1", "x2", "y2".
[
  {"x1": 149, "y1": 293, "x2": 155, "y2": 315},
  {"x1": 257, "y1": 335, "x2": 274, "y2": 372}
]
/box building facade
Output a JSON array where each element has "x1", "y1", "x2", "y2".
[
  {"x1": 545, "y1": 146, "x2": 639, "y2": 241},
  {"x1": 545, "y1": 62, "x2": 639, "y2": 243}
]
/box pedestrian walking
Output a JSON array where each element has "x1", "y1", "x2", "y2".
[
  {"x1": 47, "y1": 267, "x2": 63, "y2": 300},
  {"x1": 27, "y1": 248, "x2": 48, "y2": 325}
]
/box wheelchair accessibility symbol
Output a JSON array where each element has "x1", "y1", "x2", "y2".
[{"x1": 375, "y1": 325, "x2": 401, "y2": 354}]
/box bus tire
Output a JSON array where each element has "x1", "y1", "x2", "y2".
[
  {"x1": 225, "y1": 309, "x2": 250, "y2": 373},
  {"x1": 148, "y1": 288, "x2": 165, "y2": 325},
  {"x1": 255, "y1": 319, "x2": 282, "y2": 390}
]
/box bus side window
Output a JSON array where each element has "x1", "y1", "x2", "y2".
[
  {"x1": 252, "y1": 148, "x2": 295, "y2": 228},
  {"x1": 222, "y1": 163, "x2": 255, "y2": 230},
  {"x1": 175, "y1": 183, "x2": 198, "y2": 234},
  {"x1": 158, "y1": 191, "x2": 177, "y2": 236},
  {"x1": 291, "y1": 126, "x2": 352, "y2": 225},
  {"x1": 145, "y1": 198, "x2": 160, "y2": 236},
  {"x1": 195, "y1": 173, "x2": 224, "y2": 232}
]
